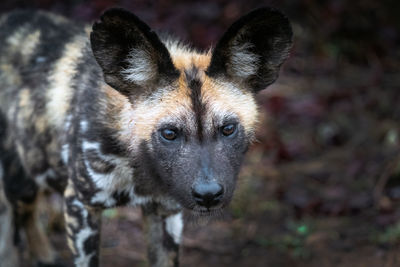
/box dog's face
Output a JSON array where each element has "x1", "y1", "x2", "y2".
[{"x1": 91, "y1": 8, "x2": 292, "y2": 214}]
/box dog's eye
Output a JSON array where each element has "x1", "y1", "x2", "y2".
[
  {"x1": 221, "y1": 124, "x2": 236, "y2": 137},
  {"x1": 161, "y1": 128, "x2": 178, "y2": 141}
]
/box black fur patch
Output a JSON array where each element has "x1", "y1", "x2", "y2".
[
  {"x1": 134, "y1": 140, "x2": 165, "y2": 196},
  {"x1": 112, "y1": 191, "x2": 131, "y2": 206},
  {"x1": 83, "y1": 234, "x2": 100, "y2": 262},
  {"x1": 1, "y1": 140, "x2": 38, "y2": 204},
  {"x1": 45, "y1": 176, "x2": 66, "y2": 194},
  {"x1": 185, "y1": 67, "x2": 206, "y2": 141}
]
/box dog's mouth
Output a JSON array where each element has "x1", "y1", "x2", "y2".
[
  {"x1": 192, "y1": 209, "x2": 214, "y2": 216},
  {"x1": 187, "y1": 203, "x2": 225, "y2": 217},
  {"x1": 183, "y1": 206, "x2": 226, "y2": 225}
]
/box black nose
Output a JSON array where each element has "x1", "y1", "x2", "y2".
[{"x1": 192, "y1": 182, "x2": 224, "y2": 208}]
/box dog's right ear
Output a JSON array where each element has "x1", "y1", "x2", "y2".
[
  {"x1": 90, "y1": 8, "x2": 179, "y2": 96},
  {"x1": 206, "y1": 8, "x2": 293, "y2": 92}
]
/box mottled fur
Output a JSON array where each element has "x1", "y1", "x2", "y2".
[{"x1": 0, "y1": 7, "x2": 292, "y2": 267}]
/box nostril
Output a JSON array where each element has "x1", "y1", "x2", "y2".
[
  {"x1": 215, "y1": 186, "x2": 223, "y2": 197},
  {"x1": 192, "y1": 190, "x2": 202, "y2": 198},
  {"x1": 192, "y1": 183, "x2": 224, "y2": 208}
]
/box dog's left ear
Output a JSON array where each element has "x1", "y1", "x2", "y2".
[
  {"x1": 206, "y1": 7, "x2": 293, "y2": 92},
  {"x1": 90, "y1": 8, "x2": 179, "y2": 96}
]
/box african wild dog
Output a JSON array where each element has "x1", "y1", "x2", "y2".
[{"x1": 0, "y1": 6, "x2": 292, "y2": 267}]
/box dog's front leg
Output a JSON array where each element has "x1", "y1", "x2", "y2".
[
  {"x1": 142, "y1": 204, "x2": 183, "y2": 267},
  {"x1": 64, "y1": 183, "x2": 102, "y2": 267}
]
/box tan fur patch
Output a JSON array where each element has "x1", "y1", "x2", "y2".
[
  {"x1": 35, "y1": 116, "x2": 47, "y2": 133},
  {"x1": 165, "y1": 40, "x2": 211, "y2": 71},
  {"x1": 6, "y1": 25, "x2": 30, "y2": 48},
  {"x1": 46, "y1": 12, "x2": 70, "y2": 25},
  {"x1": 18, "y1": 88, "x2": 32, "y2": 108},
  {"x1": 5, "y1": 26, "x2": 41, "y2": 64},
  {"x1": 17, "y1": 89, "x2": 34, "y2": 129},
  {"x1": 63, "y1": 182, "x2": 79, "y2": 255},
  {"x1": 103, "y1": 80, "x2": 193, "y2": 151},
  {"x1": 46, "y1": 34, "x2": 88, "y2": 129},
  {"x1": 22, "y1": 194, "x2": 56, "y2": 263},
  {"x1": 21, "y1": 30, "x2": 41, "y2": 61},
  {"x1": 0, "y1": 63, "x2": 22, "y2": 90},
  {"x1": 84, "y1": 25, "x2": 92, "y2": 37},
  {"x1": 202, "y1": 77, "x2": 259, "y2": 135}
]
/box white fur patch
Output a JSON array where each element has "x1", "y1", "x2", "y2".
[
  {"x1": 165, "y1": 212, "x2": 183, "y2": 244},
  {"x1": 80, "y1": 120, "x2": 89, "y2": 133},
  {"x1": 121, "y1": 49, "x2": 155, "y2": 85},
  {"x1": 61, "y1": 115, "x2": 72, "y2": 164},
  {"x1": 35, "y1": 169, "x2": 56, "y2": 187},
  {"x1": 163, "y1": 39, "x2": 195, "y2": 64},
  {"x1": 61, "y1": 144, "x2": 69, "y2": 165},
  {"x1": 230, "y1": 42, "x2": 260, "y2": 78},
  {"x1": 90, "y1": 191, "x2": 116, "y2": 207}
]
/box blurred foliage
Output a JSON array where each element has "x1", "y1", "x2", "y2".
[
  {"x1": 255, "y1": 220, "x2": 314, "y2": 260},
  {"x1": 371, "y1": 221, "x2": 400, "y2": 245}
]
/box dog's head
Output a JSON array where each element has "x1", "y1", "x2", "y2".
[{"x1": 90, "y1": 7, "x2": 292, "y2": 214}]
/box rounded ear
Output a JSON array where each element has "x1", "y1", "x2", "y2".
[
  {"x1": 90, "y1": 8, "x2": 179, "y2": 95},
  {"x1": 206, "y1": 7, "x2": 293, "y2": 92}
]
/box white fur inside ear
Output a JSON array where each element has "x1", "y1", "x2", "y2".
[
  {"x1": 229, "y1": 42, "x2": 260, "y2": 78},
  {"x1": 121, "y1": 49, "x2": 156, "y2": 85}
]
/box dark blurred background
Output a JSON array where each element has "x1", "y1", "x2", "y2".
[{"x1": 2, "y1": 0, "x2": 400, "y2": 266}]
